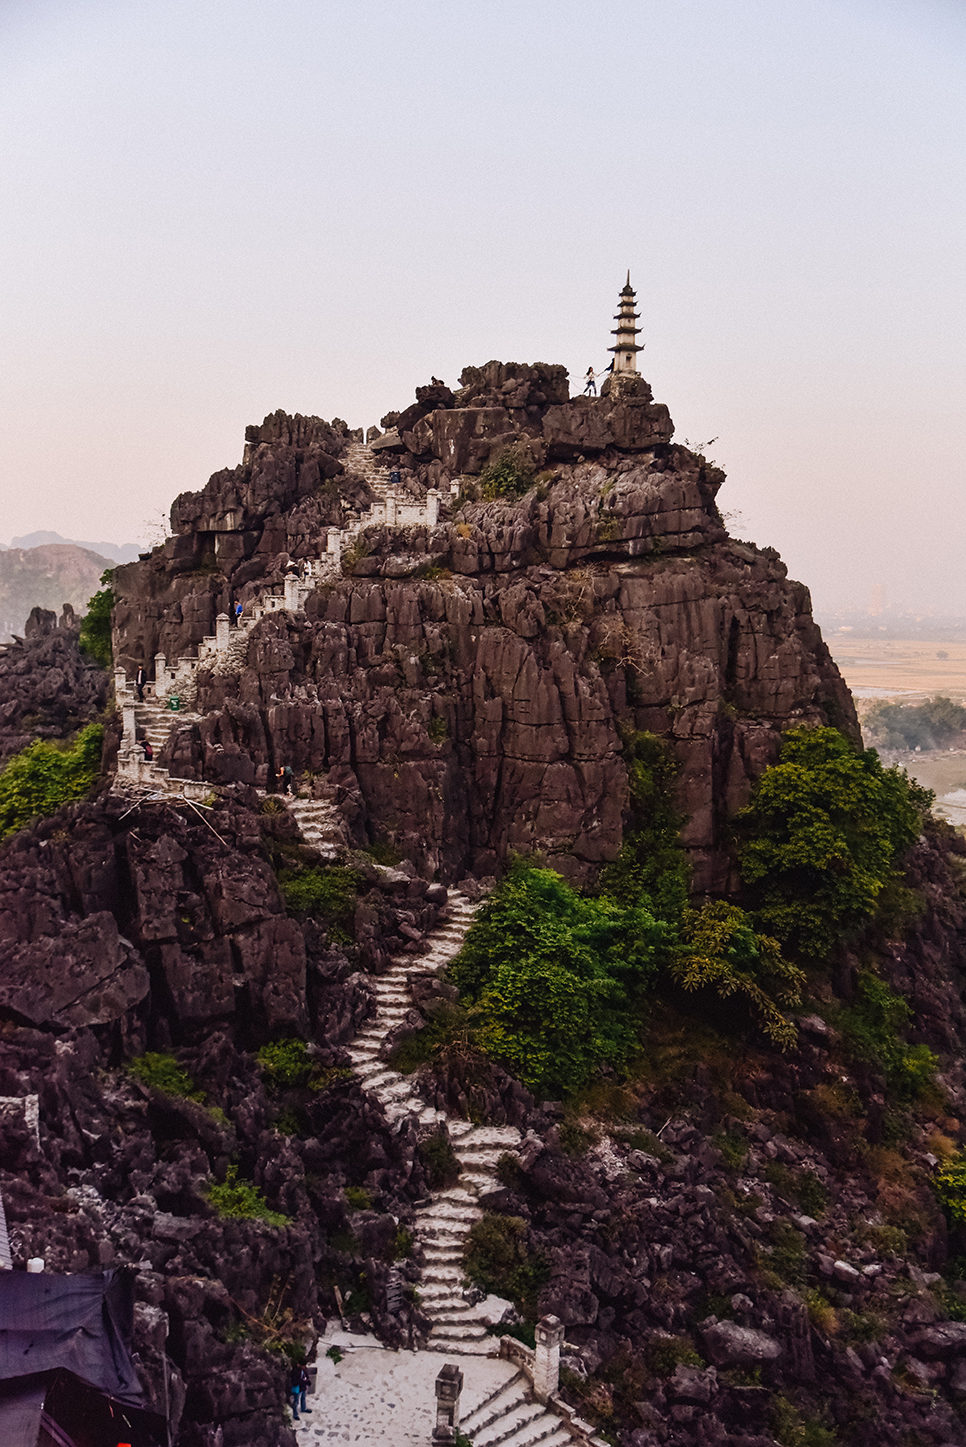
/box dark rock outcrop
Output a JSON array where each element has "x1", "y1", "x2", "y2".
[{"x1": 0, "y1": 607, "x2": 108, "y2": 762}]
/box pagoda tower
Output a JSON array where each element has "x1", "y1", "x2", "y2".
[{"x1": 608, "y1": 271, "x2": 643, "y2": 375}]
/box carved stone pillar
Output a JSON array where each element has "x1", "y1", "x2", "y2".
[
  {"x1": 432, "y1": 1362, "x2": 463, "y2": 1443},
  {"x1": 215, "y1": 613, "x2": 230, "y2": 654},
  {"x1": 533, "y1": 1314, "x2": 565, "y2": 1401}
]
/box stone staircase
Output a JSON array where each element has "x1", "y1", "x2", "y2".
[
  {"x1": 460, "y1": 1370, "x2": 575, "y2": 1447},
  {"x1": 284, "y1": 796, "x2": 344, "y2": 862},
  {"x1": 344, "y1": 894, "x2": 526, "y2": 1357}
]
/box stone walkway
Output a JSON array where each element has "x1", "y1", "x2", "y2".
[{"x1": 293, "y1": 1344, "x2": 520, "y2": 1445}]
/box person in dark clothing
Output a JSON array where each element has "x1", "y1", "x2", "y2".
[
  {"x1": 142, "y1": 740, "x2": 153, "y2": 761},
  {"x1": 282, "y1": 764, "x2": 294, "y2": 795},
  {"x1": 584, "y1": 366, "x2": 597, "y2": 396},
  {"x1": 135, "y1": 665, "x2": 147, "y2": 702},
  {"x1": 289, "y1": 1363, "x2": 310, "y2": 1418},
  {"x1": 389, "y1": 468, "x2": 401, "y2": 488}
]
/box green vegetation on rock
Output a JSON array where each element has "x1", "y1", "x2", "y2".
[
  {"x1": 0, "y1": 722, "x2": 104, "y2": 839},
  {"x1": 479, "y1": 444, "x2": 535, "y2": 501},
  {"x1": 737, "y1": 726, "x2": 930, "y2": 959},
  {"x1": 79, "y1": 571, "x2": 115, "y2": 669},
  {"x1": 451, "y1": 862, "x2": 666, "y2": 1096},
  {"x1": 206, "y1": 1165, "x2": 288, "y2": 1226},
  {"x1": 128, "y1": 1051, "x2": 204, "y2": 1101}
]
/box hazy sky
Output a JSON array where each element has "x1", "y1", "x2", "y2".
[{"x1": 1, "y1": 0, "x2": 964, "y2": 614}]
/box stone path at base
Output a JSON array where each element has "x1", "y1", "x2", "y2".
[{"x1": 294, "y1": 1344, "x2": 577, "y2": 1447}]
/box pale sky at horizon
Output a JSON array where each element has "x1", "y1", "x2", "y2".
[{"x1": 1, "y1": 0, "x2": 964, "y2": 614}]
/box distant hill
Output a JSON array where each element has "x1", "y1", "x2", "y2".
[
  {"x1": 0, "y1": 544, "x2": 112, "y2": 642},
  {"x1": 9, "y1": 530, "x2": 141, "y2": 566}
]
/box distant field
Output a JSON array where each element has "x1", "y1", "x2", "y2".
[{"x1": 826, "y1": 634, "x2": 966, "y2": 700}]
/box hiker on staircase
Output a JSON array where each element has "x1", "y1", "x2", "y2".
[
  {"x1": 134, "y1": 664, "x2": 147, "y2": 702},
  {"x1": 234, "y1": 600, "x2": 243, "y2": 625}
]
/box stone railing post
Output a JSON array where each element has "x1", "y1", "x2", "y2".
[
  {"x1": 122, "y1": 701, "x2": 137, "y2": 747},
  {"x1": 284, "y1": 572, "x2": 300, "y2": 610},
  {"x1": 215, "y1": 613, "x2": 230, "y2": 655},
  {"x1": 426, "y1": 489, "x2": 440, "y2": 527},
  {"x1": 327, "y1": 530, "x2": 342, "y2": 564},
  {"x1": 154, "y1": 653, "x2": 168, "y2": 699},
  {"x1": 533, "y1": 1314, "x2": 565, "y2": 1402},
  {"x1": 385, "y1": 492, "x2": 397, "y2": 528},
  {"x1": 432, "y1": 1363, "x2": 463, "y2": 1444},
  {"x1": 114, "y1": 668, "x2": 128, "y2": 697}
]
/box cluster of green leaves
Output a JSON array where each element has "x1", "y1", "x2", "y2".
[
  {"x1": 479, "y1": 444, "x2": 535, "y2": 501},
  {"x1": 257, "y1": 1038, "x2": 314, "y2": 1089},
  {"x1": 671, "y1": 901, "x2": 805, "y2": 1049},
  {"x1": 838, "y1": 973, "x2": 937, "y2": 1100},
  {"x1": 128, "y1": 1052, "x2": 205, "y2": 1101},
  {"x1": 463, "y1": 1214, "x2": 548, "y2": 1318},
  {"x1": 450, "y1": 862, "x2": 666, "y2": 1096},
  {"x1": 206, "y1": 1165, "x2": 289, "y2": 1227},
  {"x1": 865, "y1": 694, "x2": 966, "y2": 752},
  {"x1": 0, "y1": 723, "x2": 104, "y2": 839},
  {"x1": 277, "y1": 865, "x2": 360, "y2": 941},
  {"x1": 934, "y1": 1153, "x2": 966, "y2": 1226},
  {"x1": 737, "y1": 726, "x2": 930, "y2": 959},
  {"x1": 78, "y1": 570, "x2": 115, "y2": 668},
  {"x1": 344, "y1": 1186, "x2": 373, "y2": 1211}
]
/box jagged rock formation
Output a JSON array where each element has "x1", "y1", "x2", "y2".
[
  {"x1": 111, "y1": 364, "x2": 855, "y2": 892},
  {"x1": 0, "y1": 542, "x2": 111, "y2": 642},
  {"x1": 8, "y1": 360, "x2": 966, "y2": 1447},
  {"x1": 0, "y1": 606, "x2": 108, "y2": 762}
]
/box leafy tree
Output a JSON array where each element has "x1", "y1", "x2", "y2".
[
  {"x1": 0, "y1": 723, "x2": 104, "y2": 839},
  {"x1": 450, "y1": 863, "x2": 666, "y2": 1095},
  {"x1": 737, "y1": 727, "x2": 929, "y2": 959},
  {"x1": 79, "y1": 570, "x2": 115, "y2": 669},
  {"x1": 671, "y1": 901, "x2": 805, "y2": 1048}
]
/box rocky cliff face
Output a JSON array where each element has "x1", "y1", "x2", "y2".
[
  {"x1": 0, "y1": 543, "x2": 111, "y2": 642},
  {"x1": 0, "y1": 785, "x2": 446, "y2": 1446},
  {"x1": 112, "y1": 364, "x2": 855, "y2": 893},
  {"x1": 0, "y1": 606, "x2": 108, "y2": 762}
]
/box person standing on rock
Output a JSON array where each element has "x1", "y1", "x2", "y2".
[
  {"x1": 234, "y1": 600, "x2": 243, "y2": 626},
  {"x1": 584, "y1": 367, "x2": 597, "y2": 396},
  {"x1": 283, "y1": 763, "x2": 294, "y2": 795},
  {"x1": 134, "y1": 664, "x2": 147, "y2": 702}
]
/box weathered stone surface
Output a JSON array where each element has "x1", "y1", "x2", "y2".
[
  {"x1": 0, "y1": 609, "x2": 108, "y2": 761},
  {"x1": 700, "y1": 1320, "x2": 783, "y2": 1367}
]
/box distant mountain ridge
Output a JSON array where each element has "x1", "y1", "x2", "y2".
[
  {"x1": 0, "y1": 543, "x2": 111, "y2": 642},
  {"x1": 9, "y1": 530, "x2": 141, "y2": 565}
]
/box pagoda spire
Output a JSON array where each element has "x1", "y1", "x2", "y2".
[{"x1": 608, "y1": 271, "x2": 642, "y2": 375}]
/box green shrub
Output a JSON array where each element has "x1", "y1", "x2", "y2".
[
  {"x1": 645, "y1": 1335, "x2": 702, "y2": 1375},
  {"x1": 671, "y1": 901, "x2": 805, "y2": 1049},
  {"x1": 479, "y1": 444, "x2": 535, "y2": 501},
  {"x1": 0, "y1": 723, "x2": 104, "y2": 839},
  {"x1": 79, "y1": 572, "x2": 115, "y2": 668},
  {"x1": 772, "y1": 1394, "x2": 836, "y2": 1447},
  {"x1": 257, "y1": 1038, "x2": 313, "y2": 1089},
  {"x1": 345, "y1": 1186, "x2": 373, "y2": 1211},
  {"x1": 451, "y1": 862, "x2": 666, "y2": 1097},
  {"x1": 206, "y1": 1166, "x2": 288, "y2": 1226},
  {"x1": 128, "y1": 1052, "x2": 204, "y2": 1102},
  {"x1": 839, "y1": 973, "x2": 938, "y2": 1101},
  {"x1": 277, "y1": 865, "x2": 360, "y2": 939},
  {"x1": 935, "y1": 1152, "x2": 966, "y2": 1225},
  {"x1": 737, "y1": 726, "x2": 929, "y2": 959},
  {"x1": 463, "y1": 1214, "x2": 548, "y2": 1317}
]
